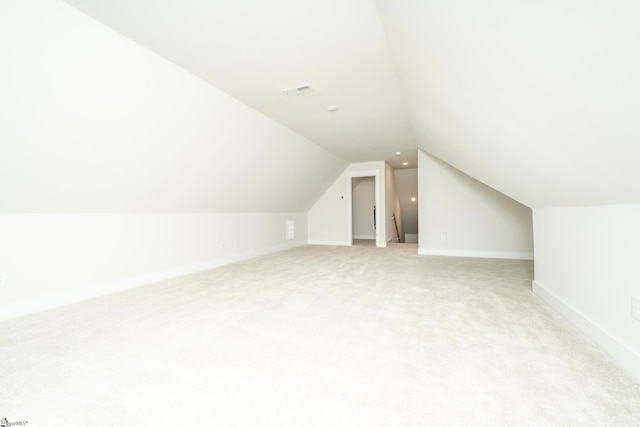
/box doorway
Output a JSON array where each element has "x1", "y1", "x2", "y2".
[
  {"x1": 347, "y1": 170, "x2": 383, "y2": 247},
  {"x1": 394, "y1": 167, "x2": 418, "y2": 244},
  {"x1": 351, "y1": 176, "x2": 376, "y2": 245}
]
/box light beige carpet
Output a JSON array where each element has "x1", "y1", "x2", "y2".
[{"x1": 1, "y1": 243, "x2": 640, "y2": 426}]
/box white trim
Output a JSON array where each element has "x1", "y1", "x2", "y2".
[
  {"x1": 418, "y1": 248, "x2": 534, "y2": 260},
  {"x1": 532, "y1": 280, "x2": 640, "y2": 380},
  {"x1": 0, "y1": 241, "x2": 305, "y2": 322},
  {"x1": 307, "y1": 240, "x2": 351, "y2": 246},
  {"x1": 353, "y1": 235, "x2": 376, "y2": 240}
]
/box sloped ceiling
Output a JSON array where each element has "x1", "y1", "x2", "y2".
[
  {"x1": 61, "y1": 0, "x2": 417, "y2": 168},
  {"x1": 62, "y1": 0, "x2": 640, "y2": 208},
  {"x1": 0, "y1": 1, "x2": 346, "y2": 213},
  {"x1": 377, "y1": 0, "x2": 640, "y2": 207},
  {"x1": 12, "y1": 0, "x2": 640, "y2": 210}
]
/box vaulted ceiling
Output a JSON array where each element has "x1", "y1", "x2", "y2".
[
  {"x1": 62, "y1": 0, "x2": 417, "y2": 169},
  {"x1": 378, "y1": 0, "x2": 640, "y2": 208},
  {"x1": 5, "y1": 0, "x2": 640, "y2": 211},
  {"x1": 60, "y1": 0, "x2": 640, "y2": 209}
]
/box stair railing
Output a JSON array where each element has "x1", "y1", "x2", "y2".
[{"x1": 392, "y1": 213, "x2": 401, "y2": 243}]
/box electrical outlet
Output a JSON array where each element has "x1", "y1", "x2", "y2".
[
  {"x1": 0, "y1": 272, "x2": 6, "y2": 287},
  {"x1": 440, "y1": 234, "x2": 447, "y2": 242},
  {"x1": 632, "y1": 296, "x2": 640, "y2": 321}
]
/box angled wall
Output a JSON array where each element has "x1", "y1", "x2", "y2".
[
  {"x1": 0, "y1": 0, "x2": 345, "y2": 320},
  {"x1": 0, "y1": 0, "x2": 344, "y2": 214},
  {"x1": 377, "y1": 0, "x2": 640, "y2": 209},
  {"x1": 418, "y1": 151, "x2": 533, "y2": 259}
]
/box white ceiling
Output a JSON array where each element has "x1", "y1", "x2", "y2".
[
  {"x1": 377, "y1": 0, "x2": 640, "y2": 207},
  {"x1": 61, "y1": 0, "x2": 640, "y2": 207},
  {"x1": 62, "y1": 0, "x2": 417, "y2": 168}
]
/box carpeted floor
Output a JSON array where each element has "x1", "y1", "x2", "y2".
[{"x1": 1, "y1": 243, "x2": 640, "y2": 426}]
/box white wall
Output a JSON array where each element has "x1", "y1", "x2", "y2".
[
  {"x1": 385, "y1": 162, "x2": 403, "y2": 243},
  {"x1": 394, "y1": 168, "x2": 419, "y2": 238},
  {"x1": 307, "y1": 168, "x2": 351, "y2": 246},
  {"x1": 533, "y1": 205, "x2": 640, "y2": 378},
  {"x1": 418, "y1": 150, "x2": 533, "y2": 259},
  {"x1": 0, "y1": 213, "x2": 307, "y2": 321},
  {"x1": 352, "y1": 177, "x2": 376, "y2": 239},
  {"x1": 0, "y1": 1, "x2": 346, "y2": 320},
  {"x1": 308, "y1": 161, "x2": 387, "y2": 247}
]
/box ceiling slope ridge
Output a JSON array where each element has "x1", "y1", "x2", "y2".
[{"x1": 371, "y1": 0, "x2": 418, "y2": 148}]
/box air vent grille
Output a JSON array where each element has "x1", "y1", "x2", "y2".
[{"x1": 283, "y1": 85, "x2": 313, "y2": 96}]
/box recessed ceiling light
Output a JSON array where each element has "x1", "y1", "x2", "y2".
[
  {"x1": 395, "y1": 151, "x2": 401, "y2": 155},
  {"x1": 411, "y1": 197, "x2": 417, "y2": 202},
  {"x1": 326, "y1": 105, "x2": 339, "y2": 112},
  {"x1": 402, "y1": 162, "x2": 408, "y2": 166}
]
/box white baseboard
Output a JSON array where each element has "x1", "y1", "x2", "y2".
[
  {"x1": 533, "y1": 280, "x2": 640, "y2": 380},
  {"x1": 0, "y1": 240, "x2": 306, "y2": 322},
  {"x1": 418, "y1": 248, "x2": 534, "y2": 260},
  {"x1": 307, "y1": 240, "x2": 351, "y2": 246}
]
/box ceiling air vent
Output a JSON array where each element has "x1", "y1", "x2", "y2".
[{"x1": 283, "y1": 84, "x2": 313, "y2": 96}]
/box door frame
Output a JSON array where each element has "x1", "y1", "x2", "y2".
[{"x1": 347, "y1": 169, "x2": 384, "y2": 247}]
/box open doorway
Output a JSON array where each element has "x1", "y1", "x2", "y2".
[
  {"x1": 394, "y1": 168, "x2": 418, "y2": 244},
  {"x1": 347, "y1": 170, "x2": 383, "y2": 247},
  {"x1": 351, "y1": 176, "x2": 375, "y2": 246}
]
